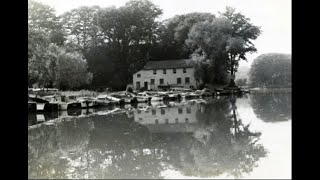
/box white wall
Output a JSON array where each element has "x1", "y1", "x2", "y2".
[
  {"x1": 133, "y1": 67, "x2": 197, "y2": 90},
  {"x1": 134, "y1": 104, "x2": 199, "y2": 125}
]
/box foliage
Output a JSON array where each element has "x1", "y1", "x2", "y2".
[
  {"x1": 248, "y1": 53, "x2": 291, "y2": 87},
  {"x1": 52, "y1": 45, "x2": 93, "y2": 90},
  {"x1": 28, "y1": 0, "x2": 262, "y2": 90},
  {"x1": 28, "y1": 0, "x2": 61, "y2": 32},
  {"x1": 60, "y1": 6, "x2": 103, "y2": 52},
  {"x1": 150, "y1": 12, "x2": 216, "y2": 60},
  {"x1": 186, "y1": 18, "x2": 232, "y2": 84},
  {"x1": 97, "y1": 0, "x2": 163, "y2": 86},
  {"x1": 28, "y1": 43, "x2": 92, "y2": 89},
  {"x1": 186, "y1": 7, "x2": 261, "y2": 86},
  {"x1": 28, "y1": 0, "x2": 92, "y2": 89}
]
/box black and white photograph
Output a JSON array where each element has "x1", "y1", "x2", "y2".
[{"x1": 28, "y1": 0, "x2": 291, "y2": 179}]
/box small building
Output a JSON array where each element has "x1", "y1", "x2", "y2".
[{"x1": 133, "y1": 59, "x2": 199, "y2": 90}]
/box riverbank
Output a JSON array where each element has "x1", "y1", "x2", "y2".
[{"x1": 249, "y1": 87, "x2": 291, "y2": 93}]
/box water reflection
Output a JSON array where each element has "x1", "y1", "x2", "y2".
[
  {"x1": 28, "y1": 96, "x2": 270, "y2": 179},
  {"x1": 250, "y1": 92, "x2": 291, "y2": 122}
]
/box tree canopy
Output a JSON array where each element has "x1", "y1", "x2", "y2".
[
  {"x1": 28, "y1": 0, "x2": 263, "y2": 90},
  {"x1": 28, "y1": 0, "x2": 92, "y2": 89},
  {"x1": 186, "y1": 7, "x2": 261, "y2": 86},
  {"x1": 248, "y1": 53, "x2": 291, "y2": 87}
]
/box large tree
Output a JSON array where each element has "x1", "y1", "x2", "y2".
[
  {"x1": 186, "y1": 7, "x2": 261, "y2": 87},
  {"x1": 97, "y1": 0, "x2": 163, "y2": 88},
  {"x1": 186, "y1": 18, "x2": 232, "y2": 85},
  {"x1": 28, "y1": 0, "x2": 60, "y2": 87},
  {"x1": 60, "y1": 6, "x2": 103, "y2": 53},
  {"x1": 221, "y1": 7, "x2": 261, "y2": 87},
  {"x1": 48, "y1": 44, "x2": 93, "y2": 90},
  {"x1": 150, "y1": 12, "x2": 216, "y2": 60}
]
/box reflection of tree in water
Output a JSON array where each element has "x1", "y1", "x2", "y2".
[
  {"x1": 28, "y1": 113, "x2": 167, "y2": 179},
  {"x1": 28, "y1": 116, "x2": 94, "y2": 179},
  {"x1": 250, "y1": 92, "x2": 291, "y2": 122},
  {"x1": 28, "y1": 97, "x2": 268, "y2": 179},
  {"x1": 86, "y1": 114, "x2": 165, "y2": 179},
  {"x1": 180, "y1": 96, "x2": 268, "y2": 178}
]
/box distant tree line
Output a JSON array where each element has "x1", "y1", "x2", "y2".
[
  {"x1": 28, "y1": 0, "x2": 261, "y2": 90},
  {"x1": 248, "y1": 53, "x2": 291, "y2": 87}
]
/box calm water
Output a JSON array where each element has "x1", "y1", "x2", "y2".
[{"x1": 28, "y1": 92, "x2": 291, "y2": 179}]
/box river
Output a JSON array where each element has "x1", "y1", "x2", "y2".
[{"x1": 28, "y1": 91, "x2": 291, "y2": 179}]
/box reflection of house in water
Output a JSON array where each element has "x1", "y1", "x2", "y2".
[{"x1": 134, "y1": 103, "x2": 202, "y2": 133}]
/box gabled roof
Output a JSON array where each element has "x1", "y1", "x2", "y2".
[{"x1": 143, "y1": 59, "x2": 194, "y2": 70}]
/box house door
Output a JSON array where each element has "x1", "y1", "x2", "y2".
[
  {"x1": 136, "y1": 82, "x2": 140, "y2": 90},
  {"x1": 144, "y1": 82, "x2": 148, "y2": 89}
]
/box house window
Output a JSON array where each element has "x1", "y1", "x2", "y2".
[
  {"x1": 185, "y1": 118, "x2": 189, "y2": 123},
  {"x1": 139, "y1": 118, "x2": 143, "y2": 121},
  {"x1": 173, "y1": 68, "x2": 176, "y2": 74},
  {"x1": 183, "y1": 68, "x2": 186, "y2": 73},
  {"x1": 153, "y1": 70, "x2": 156, "y2": 74},
  {"x1": 163, "y1": 69, "x2": 166, "y2": 74},
  {"x1": 165, "y1": 119, "x2": 169, "y2": 124},
  {"x1": 152, "y1": 109, "x2": 156, "y2": 115},
  {"x1": 178, "y1": 108, "x2": 183, "y2": 114},
  {"x1": 175, "y1": 118, "x2": 179, "y2": 124},
  {"x1": 155, "y1": 119, "x2": 159, "y2": 124},
  {"x1": 151, "y1": 79, "x2": 155, "y2": 85},
  {"x1": 186, "y1": 107, "x2": 191, "y2": 114},
  {"x1": 137, "y1": 74, "x2": 141, "y2": 78},
  {"x1": 160, "y1": 78, "x2": 164, "y2": 84},
  {"x1": 185, "y1": 77, "x2": 190, "y2": 84},
  {"x1": 161, "y1": 108, "x2": 165, "y2": 114},
  {"x1": 177, "y1": 78, "x2": 181, "y2": 84}
]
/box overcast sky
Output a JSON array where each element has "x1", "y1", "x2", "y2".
[{"x1": 34, "y1": 0, "x2": 291, "y2": 67}]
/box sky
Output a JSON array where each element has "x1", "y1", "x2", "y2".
[{"x1": 33, "y1": 0, "x2": 291, "y2": 67}]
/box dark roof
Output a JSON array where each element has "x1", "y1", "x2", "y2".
[{"x1": 143, "y1": 59, "x2": 194, "y2": 70}]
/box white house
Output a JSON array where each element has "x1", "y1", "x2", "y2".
[{"x1": 132, "y1": 59, "x2": 199, "y2": 90}]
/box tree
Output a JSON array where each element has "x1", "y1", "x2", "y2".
[
  {"x1": 52, "y1": 45, "x2": 93, "y2": 90},
  {"x1": 28, "y1": 0, "x2": 66, "y2": 46},
  {"x1": 60, "y1": 6, "x2": 103, "y2": 53},
  {"x1": 28, "y1": 0, "x2": 68, "y2": 87},
  {"x1": 248, "y1": 53, "x2": 291, "y2": 87},
  {"x1": 221, "y1": 7, "x2": 261, "y2": 87},
  {"x1": 186, "y1": 18, "x2": 232, "y2": 85},
  {"x1": 97, "y1": 0, "x2": 163, "y2": 89},
  {"x1": 84, "y1": 45, "x2": 115, "y2": 88},
  {"x1": 28, "y1": 28, "x2": 50, "y2": 87},
  {"x1": 28, "y1": 0, "x2": 61, "y2": 33},
  {"x1": 151, "y1": 12, "x2": 216, "y2": 60},
  {"x1": 186, "y1": 7, "x2": 261, "y2": 87}
]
